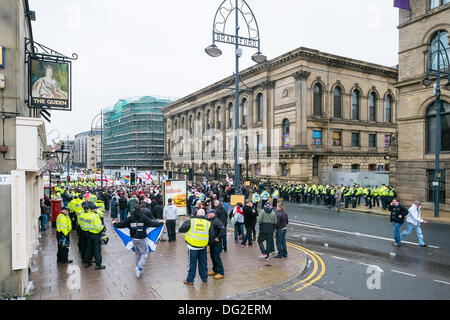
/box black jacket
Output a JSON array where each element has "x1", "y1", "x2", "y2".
[
  {"x1": 152, "y1": 205, "x2": 164, "y2": 220},
  {"x1": 118, "y1": 196, "x2": 128, "y2": 210},
  {"x1": 209, "y1": 216, "x2": 226, "y2": 245},
  {"x1": 389, "y1": 204, "x2": 409, "y2": 224},
  {"x1": 114, "y1": 212, "x2": 163, "y2": 239},
  {"x1": 214, "y1": 204, "x2": 228, "y2": 228},
  {"x1": 140, "y1": 207, "x2": 155, "y2": 220},
  {"x1": 243, "y1": 205, "x2": 256, "y2": 227}
]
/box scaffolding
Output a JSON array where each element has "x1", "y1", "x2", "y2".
[{"x1": 103, "y1": 96, "x2": 174, "y2": 170}]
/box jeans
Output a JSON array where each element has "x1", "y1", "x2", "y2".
[
  {"x1": 241, "y1": 225, "x2": 253, "y2": 246},
  {"x1": 258, "y1": 232, "x2": 274, "y2": 255},
  {"x1": 222, "y1": 232, "x2": 227, "y2": 251},
  {"x1": 393, "y1": 222, "x2": 403, "y2": 244},
  {"x1": 120, "y1": 208, "x2": 128, "y2": 222},
  {"x1": 400, "y1": 222, "x2": 425, "y2": 246},
  {"x1": 210, "y1": 242, "x2": 224, "y2": 276},
  {"x1": 234, "y1": 223, "x2": 244, "y2": 243},
  {"x1": 276, "y1": 228, "x2": 287, "y2": 257},
  {"x1": 132, "y1": 238, "x2": 149, "y2": 269},
  {"x1": 187, "y1": 247, "x2": 208, "y2": 282},
  {"x1": 224, "y1": 202, "x2": 230, "y2": 215},
  {"x1": 40, "y1": 214, "x2": 48, "y2": 231}
]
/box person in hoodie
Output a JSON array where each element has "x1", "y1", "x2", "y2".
[
  {"x1": 163, "y1": 198, "x2": 178, "y2": 242},
  {"x1": 400, "y1": 201, "x2": 428, "y2": 247},
  {"x1": 113, "y1": 204, "x2": 164, "y2": 278},
  {"x1": 257, "y1": 202, "x2": 277, "y2": 259},
  {"x1": 274, "y1": 201, "x2": 289, "y2": 258}
]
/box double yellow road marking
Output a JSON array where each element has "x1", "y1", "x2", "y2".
[
  {"x1": 187, "y1": 216, "x2": 326, "y2": 292},
  {"x1": 284, "y1": 242, "x2": 326, "y2": 292}
]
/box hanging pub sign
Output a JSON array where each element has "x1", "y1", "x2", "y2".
[
  {"x1": 25, "y1": 38, "x2": 77, "y2": 111},
  {"x1": 30, "y1": 58, "x2": 70, "y2": 110}
]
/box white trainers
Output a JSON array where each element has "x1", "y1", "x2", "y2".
[{"x1": 135, "y1": 267, "x2": 141, "y2": 278}]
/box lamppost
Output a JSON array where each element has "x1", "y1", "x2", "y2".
[
  {"x1": 422, "y1": 31, "x2": 450, "y2": 218},
  {"x1": 205, "y1": 0, "x2": 267, "y2": 195},
  {"x1": 91, "y1": 110, "x2": 104, "y2": 188}
]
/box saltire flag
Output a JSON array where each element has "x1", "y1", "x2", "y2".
[
  {"x1": 113, "y1": 225, "x2": 164, "y2": 252},
  {"x1": 394, "y1": 0, "x2": 410, "y2": 10}
]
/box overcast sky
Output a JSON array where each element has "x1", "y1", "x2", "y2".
[{"x1": 28, "y1": 0, "x2": 399, "y2": 142}]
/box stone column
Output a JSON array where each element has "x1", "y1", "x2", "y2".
[
  {"x1": 292, "y1": 70, "x2": 311, "y2": 147},
  {"x1": 261, "y1": 80, "x2": 275, "y2": 176}
]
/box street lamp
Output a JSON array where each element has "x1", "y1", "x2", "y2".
[
  {"x1": 205, "y1": 0, "x2": 266, "y2": 195},
  {"x1": 91, "y1": 110, "x2": 104, "y2": 188},
  {"x1": 422, "y1": 31, "x2": 450, "y2": 218}
]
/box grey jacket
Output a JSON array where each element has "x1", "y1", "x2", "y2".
[{"x1": 163, "y1": 204, "x2": 178, "y2": 220}]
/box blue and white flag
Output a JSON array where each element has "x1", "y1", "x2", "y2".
[{"x1": 113, "y1": 225, "x2": 164, "y2": 252}]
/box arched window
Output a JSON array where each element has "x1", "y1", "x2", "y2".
[
  {"x1": 282, "y1": 118, "x2": 290, "y2": 148},
  {"x1": 313, "y1": 84, "x2": 323, "y2": 116},
  {"x1": 188, "y1": 115, "x2": 192, "y2": 134},
  {"x1": 430, "y1": 31, "x2": 449, "y2": 71},
  {"x1": 352, "y1": 90, "x2": 360, "y2": 120},
  {"x1": 256, "y1": 93, "x2": 264, "y2": 123},
  {"x1": 206, "y1": 109, "x2": 211, "y2": 129},
  {"x1": 333, "y1": 87, "x2": 342, "y2": 118},
  {"x1": 241, "y1": 98, "x2": 248, "y2": 126},
  {"x1": 385, "y1": 94, "x2": 393, "y2": 123},
  {"x1": 369, "y1": 92, "x2": 377, "y2": 122},
  {"x1": 216, "y1": 107, "x2": 222, "y2": 130},
  {"x1": 426, "y1": 101, "x2": 450, "y2": 153},
  {"x1": 197, "y1": 112, "x2": 202, "y2": 133},
  {"x1": 228, "y1": 102, "x2": 233, "y2": 129}
]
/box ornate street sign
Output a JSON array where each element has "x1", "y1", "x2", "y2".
[{"x1": 25, "y1": 38, "x2": 78, "y2": 111}]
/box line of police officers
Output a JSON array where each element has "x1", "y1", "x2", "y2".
[
  {"x1": 55, "y1": 189, "x2": 108, "y2": 270},
  {"x1": 249, "y1": 183, "x2": 397, "y2": 210}
]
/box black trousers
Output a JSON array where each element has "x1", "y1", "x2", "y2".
[
  {"x1": 251, "y1": 221, "x2": 257, "y2": 240},
  {"x1": 86, "y1": 233, "x2": 102, "y2": 266},
  {"x1": 272, "y1": 198, "x2": 278, "y2": 208},
  {"x1": 166, "y1": 220, "x2": 177, "y2": 241},
  {"x1": 57, "y1": 232, "x2": 70, "y2": 263},
  {"x1": 77, "y1": 228, "x2": 88, "y2": 263}
]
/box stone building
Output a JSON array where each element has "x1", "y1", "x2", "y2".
[
  {"x1": 73, "y1": 130, "x2": 102, "y2": 170},
  {"x1": 0, "y1": 0, "x2": 48, "y2": 297},
  {"x1": 395, "y1": 0, "x2": 450, "y2": 210},
  {"x1": 163, "y1": 46, "x2": 398, "y2": 184}
]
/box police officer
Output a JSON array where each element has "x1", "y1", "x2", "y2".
[
  {"x1": 271, "y1": 188, "x2": 280, "y2": 208},
  {"x1": 260, "y1": 189, "x2": 270, "y2": 209},
  {"x1": 252, "y1": 188, "x2": 261, "y2": 210},
  {"x1": 83, "y1": 202, "x2": 106, "y2": 270},
  {"x1": 178, "y1": 209, "x2": 212, "y2": 285},
  {"x1": 380, "y1": 184, "x2": 389, "y2": 210},
  {"x1": 56, "y1": 207, "x2": 73, "y2": 264}
]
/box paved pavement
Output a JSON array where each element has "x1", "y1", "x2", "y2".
[{"x1": 29, "y1": 214, "x2": 309, "y2": 300}]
